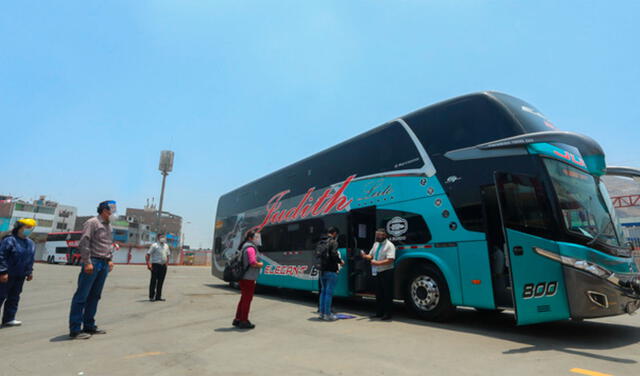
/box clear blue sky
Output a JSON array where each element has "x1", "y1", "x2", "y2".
[{"x1": 1, "y1": 1, "x2": 639, "y2": 248}]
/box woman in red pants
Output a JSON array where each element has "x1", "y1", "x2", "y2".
[{"x1": 233, "y1": 230, "x2": 263, "y2": 329}]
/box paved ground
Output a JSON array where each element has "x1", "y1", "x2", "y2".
[{"x1": 1, "y1": 264, "x2": 639, "y2": 376}]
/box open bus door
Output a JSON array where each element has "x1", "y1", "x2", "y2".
[
  {"x1": 494, "y1": 172, "x2": 571, "y2": 325},
  {"x1": 349, "y1": 207, "x2": 377, "y2": 293}
]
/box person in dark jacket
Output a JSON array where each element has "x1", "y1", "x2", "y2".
[
  {"x1": 318, "y1": 227, "x2": 343, "y2": 321},
  {"x1": 0, "y1": 218, "x2": 37, "y2": 327},
  {"x1": 233, "y1": 230, "x2": 263, "y2": 330}
]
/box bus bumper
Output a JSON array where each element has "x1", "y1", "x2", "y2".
[{"x1": 563, "y1": 266, "x2": 640, "y2": 319}]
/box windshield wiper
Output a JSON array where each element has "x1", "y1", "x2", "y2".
[{"x1": 587, "y1": 220, "x2": 613, "y2": 246}]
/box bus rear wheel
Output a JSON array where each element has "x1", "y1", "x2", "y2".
[{"x1": 404, "y1": 264, "x2": 455, "y2": 321}]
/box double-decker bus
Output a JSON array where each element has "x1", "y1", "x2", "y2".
[
  {"x1": 212, "y1": 92, "x2": 640, "y2": 325},
  {"x1": 44, "y1": 231, "x2": 82, "y2": 265}
]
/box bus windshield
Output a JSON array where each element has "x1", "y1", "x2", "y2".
[{"x1": 544, "y1": 158, "x2": 623, "y2": 247}]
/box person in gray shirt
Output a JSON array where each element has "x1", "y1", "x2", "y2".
[
  {"x1": 69, "y1": 200, "x2": 117, "y2": 339},
  {"x1": 146, "y1": 233, "x2": 170, "y2": 302}
]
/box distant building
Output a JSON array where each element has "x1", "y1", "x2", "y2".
[
  {"x1": 126, "y1": 207, "x2": 182, "y2": 241},
  {"x1": 0, "y1": 195, "x2": 76, "y2": 242},
  {"x1": 75, "y1": 209, "x2": 181, "y2": 247}
]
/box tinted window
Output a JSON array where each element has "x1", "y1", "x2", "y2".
[
  {"x1": 377, "y1": 209, "x2": 432, "y2": 245},
  {"x1": 405, "y1": 95, "x2": 516, "y2": 156},
  {"x1": 308, "y1": 122, "x2": 423, "y2": 187},
  {"x1": 217, "y1": 122, "x2": 422, "y2": 217},
  {"x1": 260, "y1": 214, "x2": 347, "y2": 253},
  {"x1": 47, "y1": 233, "x2": 67, "y2": 241},
  {"x1": 497, "y1": 173, "x2": 552, "y2": 237}
]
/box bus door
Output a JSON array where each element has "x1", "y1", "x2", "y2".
[
  {"x1": 494, "y1": 172, "x2": 571, "y2": 325},
  {"x1": 349, "y1": 207, "x2": 377, "y2": 293},
  {"x1": 481, "y1": 185, "x2": 513, "y2": 308}
]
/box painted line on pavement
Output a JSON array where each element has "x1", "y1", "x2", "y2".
[
  {"x1": 124, "y1": 352, "x2": 165, "y2": 360},
  {"x1": 570, "y1": 368, "x2": 613, "y2": 376}
]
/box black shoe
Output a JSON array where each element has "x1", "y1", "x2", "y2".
[
  {"x1": 150, "y1": 297, "x2": 155, "y2": 302},
  {"x1": 232, "y1": 319, "x2": 240, "y2": 327},
  {"x1": 381, "y1": 315, "x2": 392, "y2": 321},
  {"x1": 155, "y1": 298, "x2": 166, "y2": 302},
  {"x1": 83, "y1": 328, "x2": 107, "y2": 335},
  {"x1": 70, "y1": 332, "x2": 92, "y2": 339},
  {"x1": 237, "y1": 321, "x2": 255, "y2": 329}
]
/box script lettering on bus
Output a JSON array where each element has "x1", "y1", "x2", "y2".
[
  {"x1": 358, "y1": 181, "x2": 393, "y2": 201},
  {"x1": 256, "y1": 175, "x2": 357, "y2": 231},
  {"x1": 553, "y1": 150, "x2": 586, "y2": 167}
]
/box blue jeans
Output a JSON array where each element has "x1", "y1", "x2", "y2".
[
  {"x1": 0, "y1": 275, "x2": 26, "y2": 324},
  {"x1": 319, "y1": 272, "x2": 338, "y2": 315},
  {"x1": 69, "y1": 258, "x2": 109, "y2": 333}
]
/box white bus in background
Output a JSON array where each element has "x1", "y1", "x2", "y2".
[{"x1": 44, "y1": 231, "x2": 82, "y2": 264}]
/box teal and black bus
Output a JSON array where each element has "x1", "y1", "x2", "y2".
[{"x1": 212, "y1": 92, "x2": 640, "y2": 325}]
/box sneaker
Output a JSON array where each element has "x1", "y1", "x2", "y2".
[
  {"x1": 232, "y1": 319, "x2": 240, "y2": 327},
  {"x1": 70, "y1": 332, "x2": 92, "y2": 340},
  {"x1": 83, "y1": 328, "x2": 107, "y2": 335},
  {"x1": 237, "y1": 321, "x2": 255, "y2": 329},
  {"x1": 155, "y1": 298, "x2": 166, "y2": 302},
  {"x1": 3, "y1": 320, "x2": 22, "y2": 327},
  {"x1": 322, "y1": 314, "x2": 337, "y2": 322}
]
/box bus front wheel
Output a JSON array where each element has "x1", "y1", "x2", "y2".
[{"x1": 404, "y1": 264, "x2": 455, "y2": 321}]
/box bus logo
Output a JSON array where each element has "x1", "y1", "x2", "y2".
[
  {"x1": 256, "y1": 175, "x2": 356, "y2": 231},
  {"x1": 387, "y1": 217, "x2": 408, "y2": 237}
]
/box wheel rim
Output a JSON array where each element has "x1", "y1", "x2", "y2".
[{"x1": 410, "y1": 275, "x2": 440, "y2": 311}]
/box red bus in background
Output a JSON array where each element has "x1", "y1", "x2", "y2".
[{"x1": 44, "y1": 231, "x2": 82, "y2": 265}]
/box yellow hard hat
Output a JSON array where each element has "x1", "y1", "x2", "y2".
[{"x1": 17, "y1": 218, "x2": 37, "y2": 227}]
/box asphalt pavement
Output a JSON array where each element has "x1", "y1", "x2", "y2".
[{"x1": 1, "y1": 264, "x2": 638, "y2": 376}]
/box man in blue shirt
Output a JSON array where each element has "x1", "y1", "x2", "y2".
[{"x1": 0, "y1": 218, "x2": 37, "y2": 327}]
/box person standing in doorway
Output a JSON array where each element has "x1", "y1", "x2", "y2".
[
  {"x1": 146, "y1": 233, "x2": 170, "y2": 302},
  {"x1": 361, "y1": 228, "x2": 396, "y2": 320},
  {"x1": 0, "y1": 219, "x2": 37, "y2": 327},
  {"x1": 68, "y1": 200, "x2": 117, "y2": 339},
  {"x1": 318, "y1": 227, "x2": 343, "y2": 321},
  {"x1": 233, "y1": 230, "x2": 263, "y2": 329}
]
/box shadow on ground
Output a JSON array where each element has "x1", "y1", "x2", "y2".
[{"x1": 206, "y1": 282, "x2": 640, "y2": 364}]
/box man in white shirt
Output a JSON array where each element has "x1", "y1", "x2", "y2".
[
  {"x1": 146, "y1": 233, "x2": 171, "y2": 302},
  {"x1": 362, "y1": 228, "x2": 396, "y2": 320}
]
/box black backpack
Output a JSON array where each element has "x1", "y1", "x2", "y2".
[
  {"x1": 314, "y1": 236, "x2": 333, "y2": 269},
  {"x1": 223, "y1": 248, "x2": 249, "y2": 282}
]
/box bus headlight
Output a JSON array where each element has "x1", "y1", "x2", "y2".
[{"x1": 534, "y1": 247, "x2": 613, "y2": 279}]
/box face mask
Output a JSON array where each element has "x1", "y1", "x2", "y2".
[
  {"x1": 159, "y1": 237, "x2": 166, "y2": 243},
  {"x1": 22, "y1": 228, "x2": 33, "y2": 237},
  {"x1": 253, "y1": 233, "x2": 262, "y2": 246},
  {"x1": 376, "y1": 236, "x2": 385, "y2": 242},
  {"x1": 109, "y1": 214, "x2": 118, "y2": 223}
]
